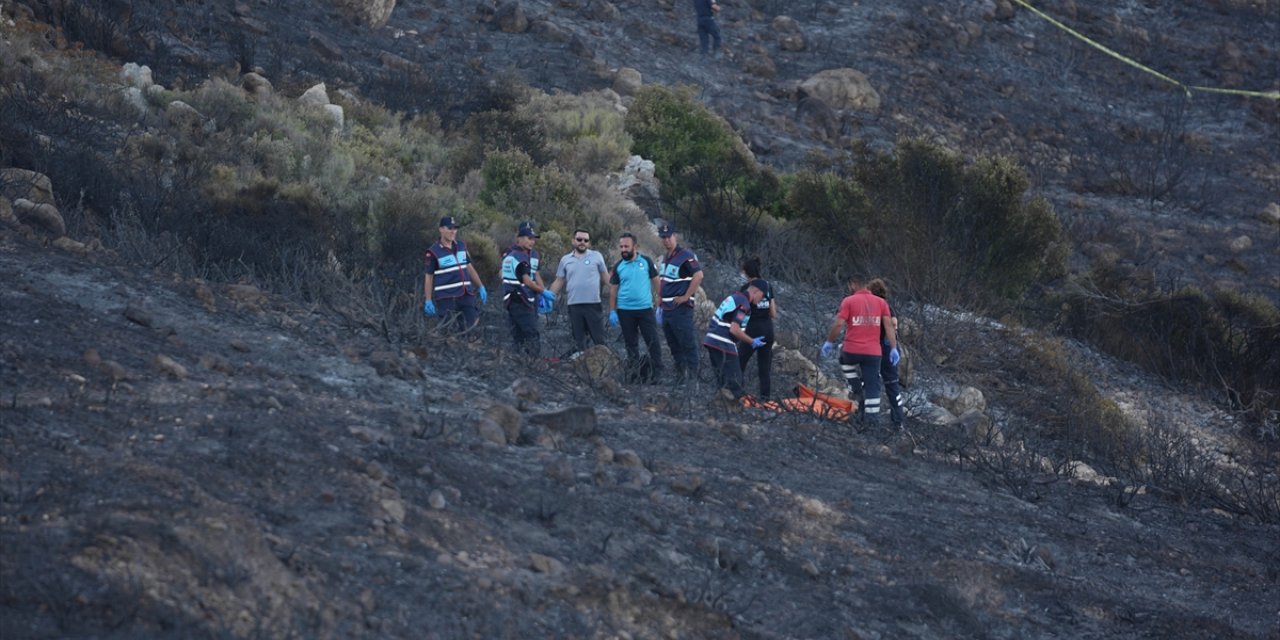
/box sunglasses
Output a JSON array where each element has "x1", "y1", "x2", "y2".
[{"x1": 574, "y1": 237, "x2": 590, "y2": 242}]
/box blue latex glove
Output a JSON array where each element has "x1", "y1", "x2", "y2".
[
  {"x1": 751, "y1": 336, "x2": 767, "y2": 350},
  {"x1": 537, "y1": 297, "x2": 551, "y2": 315},
  {"x1": 609, "y1": 310, "x2": 619, "y2": 327},
  {"x1": 542, "y1": 290, "x2": 556, "y2": 307},
  {"x1": 424, "y1": 300, "x2": 437, "y2": 317},
  {"x1": 889, "y1": 347, "x2": 901, "y2": 366},
  {"x1": 655, "y1": 307, "x2": 664, "y2": 324},
  {"x1": 478, "y1": 286, "x2": 488, "y2": 305},
  {"x1": 820, "y1": 341, "x2": 835, "y2": 359}
]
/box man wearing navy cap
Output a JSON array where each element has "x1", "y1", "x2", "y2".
[
  {"x1": 656, "y1": 223, "x2": 704, "y2": 382},
  {"x1": 501, "y1": 221, "x2": 552, "y2": 354},
  {"x1": 423, "y1": 215, "x2": 487, "y2": 332},
  {"x1": 703, "y1": 280, "x2": 767, "y2": 399}
]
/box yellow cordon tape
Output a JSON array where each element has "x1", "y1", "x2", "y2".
[{"x1": 1009, "y1": 0, "x2": 1280, "y2": 100}]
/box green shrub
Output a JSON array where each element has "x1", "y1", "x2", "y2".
[
  {"x1": 518, "y1": 90, "x2": 632, "y2": 174},
  {"x1": 450, "y1": 109, "x2": 550, "y2": 180}
]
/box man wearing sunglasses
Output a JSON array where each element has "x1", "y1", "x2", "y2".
[{"x1": 548, "y1": 228, "x2": 610, "y2": 352}]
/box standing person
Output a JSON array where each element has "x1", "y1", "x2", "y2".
[
  {"x1": 736, "y1": 256, "x2": 777, "y2": 398},
  {"x1": 423, "y1": 215, "x2": 487, "y2": 333},
  {"x1": 656, "y1": 223, "x2": 704, "y2": 382},
  {"x1": 693, "y1": 0, "x2": 722, "y2": 56},
  {"x1": 608, "y1": 232, "x2": 664, "y2": 383},
  {"x1": 703, "y1": 280, "x2": 767, "y2": 399},
  {"x1": 549, "y1": 228, "x2": 610, "y2": 353},
  {"x1": 867, "y1": 278, "x2": 905, "y2": 426},
  {"x1": 501, "y1": 221, "x2": 553, "y2": 355},
  {"x1": 821, "y1": 275, "x2": 899, "y2": 426}
]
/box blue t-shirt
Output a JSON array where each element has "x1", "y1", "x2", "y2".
[{"x1": 610, "y1": 254, "x2": 658, "y2": 311}]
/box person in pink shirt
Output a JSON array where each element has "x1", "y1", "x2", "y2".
[{"x1": 821, "y1": 275, "x2": 899, "y2": 426}]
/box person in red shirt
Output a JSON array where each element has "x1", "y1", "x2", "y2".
[{"x1": 821, "y1": 275, "x2": 899, "y2": 426}]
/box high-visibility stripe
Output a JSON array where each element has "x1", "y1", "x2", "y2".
[{"x1": 435, "y1": 281, "x2": 466, "y2": 291}]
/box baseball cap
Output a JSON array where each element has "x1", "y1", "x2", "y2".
[
  {"x1": 656, "y1": 222, "x2": 675, "y2": 238},
  {"x1": 747, "y1": 278, "x2": 769, "y2": 293},
  {"x1": 517, "y1": 221, "x2": 540, "y2": 238},
  {"x1": 439, "y1": 216, "x2": 459, "y2": 229}
]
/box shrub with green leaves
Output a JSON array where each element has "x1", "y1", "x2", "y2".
[{"x1": 518, "y1": 90, "x2": 632, "y2": 175}]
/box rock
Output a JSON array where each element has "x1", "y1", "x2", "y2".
[
  {"x1": 428, "y1": 489, "x2": 447, "y2": 509},
  {"x1": 192, "y1": 280, "x2": 217, "y2": 312},
  {"x1": 308, "y1": 31, "x2": 345, "y2": 60},
  {"x1": 994, "y1": 0, "x2": 1016, "y2": 20},
  {"x1": 798, "y1": 68, "x2": 881, "y2": 113},
  {"x1": 613, "y1": 449, "x2": 644, "y2": 468},
  {"x1": 120, "y1": 62, "x2": 153, "y2": 89},
  {"x1": 484, "y1": 403, "x2": 523, "y2": 443},
  {"x1": 931, "y1": 384, "x2": 986, "y2": 415},
  {"x1": 619, "y1": 466, "x2": 653, "y2": 488},
  {"x1": 99, "y1": 360, "x2": 129, "y2": 384},
  {"x1": 527, "y1": 406, "x2": 597, "y2": 438},
  {"x1": 574, "y1": 344, "x2": 621, "y2": 385},
  {"x1": 229, "y1": 339, "x2": 251, "y2": 353},
  {"x1": 154, "y1": 354, "x2": 188, "y2": 379},
  {"x1": 507, "y1": 378, "x2": 541, "y2": 404},
  {"x1": 528, "y1": 553, "x2": 564, "y2": 574},
  {"x1": 240, "y1": 72, "x2": 272, "y2": 97},
  {"x1": 52, "y1": 236, "x2": 92, "y2": 256},
  {"x1": 11, "y1": 198, "x2": 64, "y2": 236},
  {"x1": 916, "y1": 402, "x2": 957, "y2": 426},
  {"x1": 744, "y1": 54, "x2": 777, "y2": 79},
  {"x1": 298, "y1": 83, "x2": 330, "y2": 107},
  {"x1": 165, "y1": 100, "x2": 205, "y2": 135},
  {"x1": 123, "y1": 305, "x2": 153, "y2": 328},
  {"x1": 0, "y1": 197, "x2": 14, "y2": 226},
  {"x1": 952, "y1": 408, "x2": 998, "y2": 443},
  {"x1": 1227, "y1": 235, "x2": 1252, "y2": 252},
  {"x1": 225, "y1": 283, "x2": 267, "y2": 308},
  {"x1": 670, "y1": 474, "x2": 704, "y2": 496},
  {"x1": 1259, "y1": 203, "x2": 1280, "y2": 225},
  {"x1": 378, "y1": 51, "x2": 417, "y2": 73},
  {"x1": 332, "y1": 0, "x2": 397, "y2": 28},
  {"x1": 612, "y1": 67, "x2": 643, "y2": 96},
  {"x1": 544, "y1": 457, "x2": 575, "y2": 485},
  {"x1": 475, "y1": 418, "x2": 509, "y2": 445},
  {"x1": 322, "y1": 103, "x2": 345, "y2": 131},
  {"x1": 495, "y1": 2, "x2": 528, "y2": 33},
  {"x1": 773, "y1": 346, "x2": 846, "y2": 397},
  {"x1": 779, "y1": 33, "x2": 806, "y2": 52},
  {"x1": 122, "y1": 87, "x2": 148, "y2": 113},
  {"x1": 348, "y1": 424, "x2": 393, "y2": 444},
  {"x1": 1, "y1": 168, "x2": 56, "y2": 205},
  {"x1": 198, "y1": 353, "x2": 235, "y2": 375},
  {"x1": 380, "y1": 498, "x2": 406, "y2": 523},
  {"x1": 771, "y1": 15, "x2": 800, "y2": 32},
  {"x1": 530, "y1": 19, "x2": 572, "y2": 43},
  {"x1": 586, "y1": 0, "x2": 619, "y2": 20}
]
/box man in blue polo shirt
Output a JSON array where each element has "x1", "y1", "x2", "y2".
[
  {"x1": 423, "y1": 215, "x2": 487, "y2": 332},
  {"x1": 608, "y1": 232, "x2": 662, "y2": 383},
  {"x1": 657, "y1": 223, "x2": 704, "y2": 382}
]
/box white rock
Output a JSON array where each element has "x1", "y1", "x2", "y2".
[
  {"x1": 298, "y1": 83, "x2": 330, "y2": 107},
  {"x1": 323, "y1": 103, "x2": 345, "y2": 131},
  {"x1": 121, "y1": 62, "x2": 153, "y2": 89}
]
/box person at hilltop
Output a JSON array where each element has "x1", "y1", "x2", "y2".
[
  {"x1": 548, "y1": 228, "x2": 610, "y2": 354},
  {"x1": 704, "y1": 280, "x2": 768, "y2": 400},
  {"x1": 867, "y1": 278, "x2": 905, "y2": 426},
  {"x1": 736, "y1": 256, "x2": 777, "y2": 399},
  {"x1": 693, "y1": 0, "x2": 722, "y2": 56},
  {"x1": 608, "y1": 232, "x2": 664, "y2": 383},
  {"x1": 821, "y1": 275, "x2": 898, "y2": 427},
  {"x1": 656, "y1": 223, "x2": 704, "y2": 383},
  {"x1": 423, "y1": 215, "x2": 487, "y2": 333},
  {"x1": 500, "y1": 221, "x2": 553, "y2": 355}
]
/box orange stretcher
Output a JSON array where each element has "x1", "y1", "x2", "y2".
[{"x1": 741, "y1": 384, "x2": 853, "y2": 421}]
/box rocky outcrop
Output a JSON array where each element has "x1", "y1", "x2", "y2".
[
  {"x1": 12, "y1": 198, "x2": 65, "y2": 237},
  {"x1": 612, "y1": 156, "x2": 662, "y2": 220},
  {"x1": 0, "y1": 168, "x2": 56, "y2": 205},
  {"x1": 333, "y1": 0, "x2": 396, "y2": 28},
  {"x1": 798, "y1": 68, "x2": 881, "y2": 113},
  {"x1": 612, "y1": 67, "x2": 643, "y2": 96},
  {"x1": 495, "y1": 1, "x2": 529, "y2": 33}
]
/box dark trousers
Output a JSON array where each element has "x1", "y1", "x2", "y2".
[
  {"x1": 707, "y1": 347, "x2": 744, "y2": 398},
  {"x1": 618, "y1": 308, "x2": 663, "y2": 382},
  {"x1": 697, "y1": 16, "x2": 721, "y2": 53},
  {"x1": 880, "y1": 342, "x2": 904, "y2": 424},
  {"x1": 507, "y1": 303, "x2": 540, "y2": 356},
  {"x1": 839, "y1": 351, "x2": 883, "y2": 424},
  {"x1": 435, "y1": 295, "x2": 478, "y2": 333},
  {"x1": 738, "y1": 320, "x2": 773, "y2": 397},
  {"x1": 661, "y1": 305, "x2": 699, "y2": 378},
  {"x1": 568, "y1": 303, "x2": 606, "y2": 351}
]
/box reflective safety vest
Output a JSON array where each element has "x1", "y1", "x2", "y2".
[
  {"x1": 658, "y1": 246, "x2": 699, "y2": 310},
  {"x1": 427, "y1": 240, "x2": 473, "y2": 300},
  {"x1": 703, "y1": 291, "x2": 750, "y2": 355},
  {"x1": 501, "y1": 245, "x2": 540, "y2": 306}
]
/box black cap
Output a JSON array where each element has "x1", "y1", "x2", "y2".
[
  {"x1": 517, "y1": 221, "x2": 540, "y2": 238},
  {"x1": 656, "y1": 223, "x2": 675, "y2": 238},
  {"x1": 747, "y1": 278, "x2": 769, "y2": 293},
  {"x1": 439, "y1": 216, "x2": 459, "y2": 229}
]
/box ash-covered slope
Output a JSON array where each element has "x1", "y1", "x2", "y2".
[{"x1": 2, "y1": 204, "x2": 1276, "y2": 637}]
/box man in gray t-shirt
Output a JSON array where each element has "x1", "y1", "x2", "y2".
[{"x1": 549, "y1": 228, "x2": 610, "y2": 351}]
